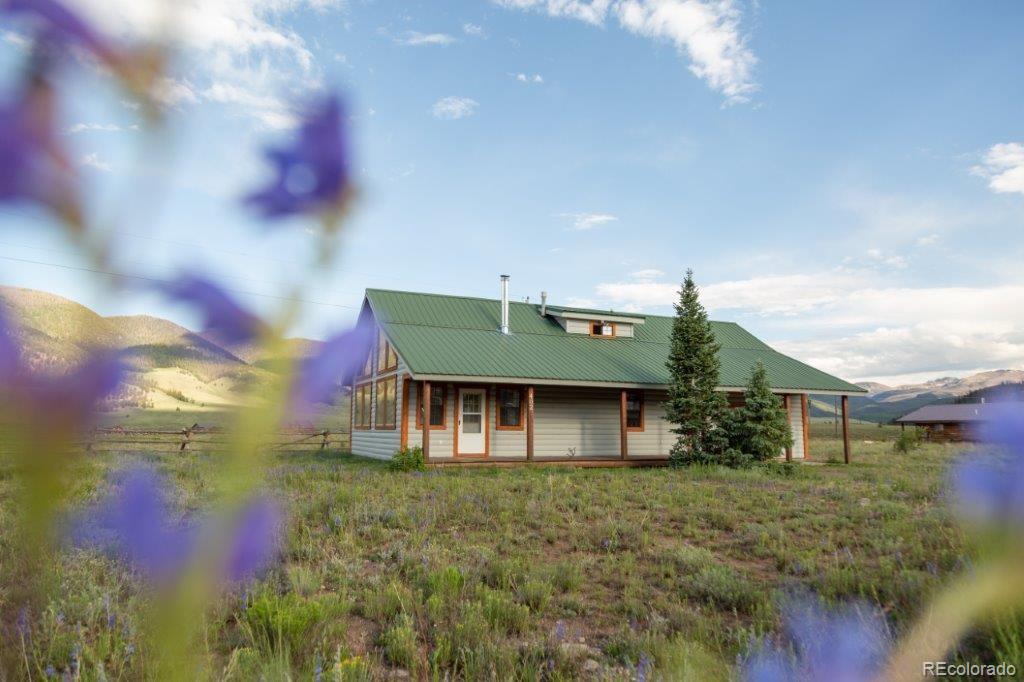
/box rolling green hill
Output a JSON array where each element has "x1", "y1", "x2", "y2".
[{"x1": 0, "y1": 286, "x2": 324, "y2": 415}]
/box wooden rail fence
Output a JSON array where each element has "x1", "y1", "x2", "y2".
[{"x1": 80, "y1": 425, "x2": 352, "y2": 454}]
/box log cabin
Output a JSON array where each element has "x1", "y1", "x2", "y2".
[
  {"x1": 349, "y1": 279, "x2": 866, "y2": 466},
  {"x1": 895, "y1": 403, "x2": 1020, "y2": 443}
]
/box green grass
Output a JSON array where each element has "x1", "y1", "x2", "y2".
[{"x1": 0, "y1": 436, "x2": 991, "y2": 679}]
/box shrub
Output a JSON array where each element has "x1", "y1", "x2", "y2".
[
  {"x1": 389, "y1": 446, "x2": 425, "y2": 472},
  {"x1": 893, "y1": 428, "x2": 924, "y2": 454},
  {"x1": 517, "y1": 579, "x2": 553, "y2": 613},
  {"x1": 481, "y1": 589, "x2": 531, "y2": 634},
  {"x1": 379, "y1": 614, "x2": 419, "y2": 670},
  {"x1": 242, "y1": 591, "x2": 328, "y2": 660}
]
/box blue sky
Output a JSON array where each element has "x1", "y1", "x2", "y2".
[{"x1": 1, "y1": 0, "x2": 1023, "y2": 385}]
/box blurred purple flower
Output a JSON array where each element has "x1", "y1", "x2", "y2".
[
  {"x1": 69, "y1": 466, "x2": 196, "y2": 582},
  {"x1": 245, "y1": 95, "x2": 350, "y2": 219},
  {"x1": 69, "y1": 466, "x2": 284, "y2": 584},
  {"x1": 224, "y1": 496, "x2": 282, "y2": 582},
  {"x1": 1, "y1": 303, "x2": 123, "y2": 426},
  {"x1": 950, "y1": 403, "x2": 1024, "y2": 526},
  {"x1": 742, "y1": 598, "x2": 890, "y2": 682},
  {"x1": 2, "y1": 0, "x2": 115, "y2": 63},
  {"x1": 161, "y1": 274, "x2": 265, "y2": 345},
  {"x1": 0, "y1": 76, "x2": 78, "y2": 221},
  {"x1": 288, "y1": 318, "x2": 375, "y2": 417}
]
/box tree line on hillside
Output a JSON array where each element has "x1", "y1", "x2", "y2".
[{"x1": 665, "y1": 270, "x2": 793, "y2": 469}]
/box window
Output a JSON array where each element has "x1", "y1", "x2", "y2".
[
  {"x1": 496, "y1": 388, "x2": 524, "y2": 429},
  {"x1": 375, "y1": 376, "x2": 397, "y2": 429},
  {"x1": 417, "y1": 384, "x2": 446, "y2": 428},
  {"x1": 590, "y1": 321, "x2": 616, "y2": 337},
  {"x1": 358, "y1": 345, "x2": 373, "y2": 379},
  {"x1": 353, "y1": 383, "x2": 372, "y2": 429},
  {"x1": 377, "y1": 329, "x2": 398, "y2": 373},
  {"x1": 625, "y1": 390, "x2": 644, "y2": 431}
]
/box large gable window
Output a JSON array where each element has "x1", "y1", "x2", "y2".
[
  {"x1": 353, "y1": 383, "x2": 372, "y2": 429},
  {"x1": 590, "y1": 322, "x2": 616, "y2": 337},
  {"x1": 417, "y1": 384, "x2": 446, "y2": 429},
  {"x1": 375, "y1": 376, "x2": 397, "y2": 430},
  {"x1": 377, "y1": 329, "x2": 398, "y2": 373},
  {"x1": 625, "y1": 390, "x2": 644, "y2": 431},
  {"x1": 496, "y1": 388, "x2": 524, "y2": 430}
]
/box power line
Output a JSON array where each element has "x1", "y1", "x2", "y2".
[{"x1": 0, "y1": 254, "x2": 360, "y2": 310}]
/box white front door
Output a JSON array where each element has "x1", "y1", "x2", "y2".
[{"x1": 457, "y1": 388, "x2": 486, "y2": 455}]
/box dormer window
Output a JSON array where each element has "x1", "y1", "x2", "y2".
[{"x1": 590, "y1": 322, "x2": 616, "y2": 337}]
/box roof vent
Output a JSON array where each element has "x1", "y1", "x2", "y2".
[
  {"x1": 540, "y1": 291, "x2": 548, "y2": 317},
  {"x1": 500, "y1": 275, "x2": 510, "y2": 335}
]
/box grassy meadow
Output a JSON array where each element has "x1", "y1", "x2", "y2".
[{"x1": 1, "y1": 427, "x2": 1013, "y2": 680}]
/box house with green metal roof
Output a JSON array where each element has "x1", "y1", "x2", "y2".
[{"x1": 350, "y1": 279, "x2": 866, "y2": 465}]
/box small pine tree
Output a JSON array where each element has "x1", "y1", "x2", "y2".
[
  {"x1": 730, "y1": 362, "x2": 793, "y2": 463},
  {"x1": 665, "y1": 270, "x2": 728, "y2": 466}
]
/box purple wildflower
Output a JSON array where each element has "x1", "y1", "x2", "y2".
[
  {"x1": 950, "y1": 403, "x2": 1024, "y2": 526},
  {"x1": 288, "y1": 318, "x2": 376, "y2": 418},
  {"x1": 245, "y1": 95, "x2": 351, "y2": 219},
  {"x1": 0, "y1": 76, "x2": 78, "y2": 222},
  {"x1": 223, "y1": 496, "x2": 282, "y2": 582},
  {"x1": 69, "y1": 467, "x2": 196, "y2": 582},
  {"x1": 636, "y1": 653, "x2": 652, "y2": 682},
  {"x1": 2, "y1": 0, "x2": 116, "y2": 64},
  {"x1": 160, "y1": 274, "x2": 265, "y2": 345},
  {"x1": 1, "y1": 305, "x2": 123, "y2": 428},
  {"x1": 742, "y1": 598, "x2": 890, "y2": 682}
]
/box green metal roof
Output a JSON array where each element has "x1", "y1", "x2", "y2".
[{"x1": 364, "y1": 289, "x2": 866, "y2": 394}]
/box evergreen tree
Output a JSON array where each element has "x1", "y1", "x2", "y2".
[
  {"x1": 665, "y1": 270, "x2": 728, "y2": 466},
  {"x1": 730, "y1": 362, "x2": 793, "y2": 463}
]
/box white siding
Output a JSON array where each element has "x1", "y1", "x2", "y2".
[
  {"x1": 533, "y1": 386, "x2": 621, "y2": 458},
  {"x1": 350, "y1": 328, "x2": 406, "y2": 460},
  {"x1": 626, "y1": 390, "x2": 673, "y2": 457},
  {"x1": 565, "y1": 318, "x2": 590, "y2": 335},
  {"x1": 786, "y1": 395, "x2": 805, "y2": 460}
]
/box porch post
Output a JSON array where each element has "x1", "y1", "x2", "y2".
[
  {"x1": 619, "y1": 389, "x2": 628, "y2": 459},
  {"x1": 801, "y1": 393, "x2": 810, "y2": 461},
  {"x1": 526, "y1": 385, "x2": 535, "y2": 461},
  {"x1": 783, "y1": 395, "x2": 793, "y2": 462},
  {"x1": 422, "y1": 380, "x2": 431, "y2": 464},
  {"x1": 841, "y1": 394, "x2": 851, "y2": 464}
]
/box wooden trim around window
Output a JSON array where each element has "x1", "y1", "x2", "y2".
[
  {"x1": 377, "y1": 329, "x2": 399, "y2": 374},
  {"x1": 619, "y1": 389, "x2": 628, "y2": 459},
  {"x1": 588, "y1": 321, "x2": 618, "y2": 338},
  {"x1": 495, "y1": 386, "x2": 526, "y2": 431},
  {"x1": 453, "y1": 385, "x2": 490, "y2": 458},
  {"x1": 526, "y1": 385, "x2": 535, "y2": 461},
  {"x1": 625, "y1": 389, "x2": 645, "y2": 432},
  {"x1": 353, "y1": 382, "x2": 373, "y2": 430},
  {"x1": 375, "y1": 375, "x2": 397, "y2": 430},
  {"x1": 415, "y1": 383, "x2": 448, "y2": 430}
]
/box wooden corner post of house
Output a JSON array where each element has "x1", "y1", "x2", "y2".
[
  {"x1": 526, "y1": 385, "x2": 535, "y2": 461},
  {"x1": 783, "y1": 395, "x2": 793, "y2": 462},
  {"x1": 422, "y1": 380, "x2": 431, "y2": 464},
  {"x1": 619, "y1": 389, "x2": 628, "y2": 459},
  {"x1": 841, "y1": 394, "x2": 851, "y2": 464},
  {"x1": 801, "y1": 394, "x2": 810, "y2": 461}
]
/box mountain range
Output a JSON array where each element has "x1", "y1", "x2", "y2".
[
  {"x1": 0, "y1": 286, "x2": 321, "y2": 414},
  {"x1": 811, "y1": 370, "x2": 1024, "y2": 423}
]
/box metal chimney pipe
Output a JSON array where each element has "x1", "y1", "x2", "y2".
[
  {"x1": 540, "y1": 291, "x2": 548, "y2": 316},
  {"x1": 500, "y1": 275, "x2": 510, "y2": 334}
]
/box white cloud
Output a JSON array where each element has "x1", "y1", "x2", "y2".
[
  {"x1": 494, "y1": 0, "x2": 757, "y2": 103},
  {"x1": 513, "y1": 72, "x2": 544, "y2": 83},
  {"x1": 916, "y1": 233, "x2": 941, "y2": 247},
  {"x1": 559, "y1": 212, "x2": 618, "y2": 230},
  {"x1": 203, "y1": 81, "x2": 295, "y2": 128},
  {"x1": 80, "y1": 153, "x2": 113, "y2": 172},
  {"x1": 3, "y1": 30, "x2": 30, "y2": 50},
  {"x1": 630, "y1": 268, "x2": 665, "y2": 281},
  {"x1": 463, "y1": 22, "x2": 485, "y2": 36},
  {"x1": 591, "y1": 267, "x2": 1024, "y2": 381},
  {"x1": 431, "y1": 96, "x2": 479, "y2": 120},
  {"x1": 67, "y1": 122, "x2": 135, "y2": 134},
  {"x1": 864, "y1": 248, "x2": 907, "y2": 269},
  {"x1": 971, "y1": 142, "x2": 1024, "y2": 195},
  {"x1": 62, "y1": 0, "x2": 341, "y2": 126},
  {"x1": 396, "y1": 31, "x2": 457, "y2": 46}
]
